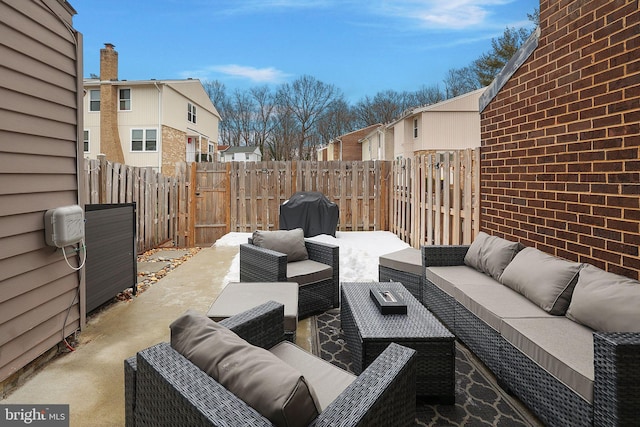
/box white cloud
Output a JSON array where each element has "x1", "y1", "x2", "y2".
[
  {"x1": 179, "y1": 64, "x2": 291, "y2": 84},
  {"x1": 369, "y1": 0, "x2": 515, "y2": 30},
  {"x1": 212, "y1": 65, "x2": 291, "y2": 83}
]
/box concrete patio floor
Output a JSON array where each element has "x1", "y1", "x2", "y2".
[{"x1": 1, "y1": 245, "x2": 314, "y2": 426}]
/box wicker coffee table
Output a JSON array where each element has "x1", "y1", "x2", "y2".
[{"x1": 341, "y1": 281, "x2": 455, "y2": 401}]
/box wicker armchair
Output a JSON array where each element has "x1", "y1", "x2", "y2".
[
  {"x1": 125, "y1": 301, "x2": 417, "y2": 427},
  {"x1": 240, "y1": 238, "x2": 339, "y2": 318}
]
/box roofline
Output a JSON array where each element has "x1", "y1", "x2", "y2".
[
  {"x1": 480, "y1": 26, "x2": 540, "y2": 112},
  {"x1": 387, "y1": 87, "x2": 487, "y2": 127},
  {"x1": 83, "y1": 78, "x2": 203, "y2": 87}
]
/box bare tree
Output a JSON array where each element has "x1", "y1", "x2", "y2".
[
  {"x1": 276, "y1": 75, "x2": 341, "y2": 160},
  {"x1": 202, "y1": 80, "x2": 227, "y2": 112},
  {"x1": 250, "y1": 86, "x2": 276, "y2": 160},
  {"x1": 353, "y1": 90, "x2": 414, "y2": 127},
  {"x1": 269, "y1": 106, "x2": 299, "y2": 161},
  {"x1": 444, "y1": 67, "x2": 481, "y2": 99},
  {"x1": 316, "y1": 98, "x2": 356, "y2": 147},
  {"x1": 413, "y1": 85, "x2": 445, "y2": 106}
]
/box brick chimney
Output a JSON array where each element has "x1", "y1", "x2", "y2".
[
  {"x1": 99, "y1": 43, "x2": 124, "y2": 163},
  {"x1": 100, "y1": 42, "x2": 118, "y2": 81}
]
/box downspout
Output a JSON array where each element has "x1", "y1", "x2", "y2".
[{"x1": 154, "y1": 81, "x2": 162, "y2": 173}]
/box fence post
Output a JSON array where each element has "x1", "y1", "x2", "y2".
[
  {"x1": 188, "y1": 162, "x2": 197, "y2": 247},
  {"x1": 98, "y1": 154, "x2": 107, "y2": 204}
]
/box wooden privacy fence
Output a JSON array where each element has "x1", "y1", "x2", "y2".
[
  {"x1": 391, "y1": 149, "x2": 480, "y2": 248},
  {"x1": 190, "y1": 161, "x2": 391, "y2": 246},
  {"x1": 83, "y1": 151, "x2": 479, "y2": 251},
  {"x1": 83, "y1": 156, "x2": 182, "y2": 253}
]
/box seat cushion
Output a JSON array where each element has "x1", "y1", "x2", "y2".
[
  {"x1": 207, "y1": 282, "x2": 299, "y2": 333},
  {"x1": 566, "y1": 264, "x2": 640, "y2": 332},
  {"x1": 170, "y1": 310, "x2": 320, "y2": 427},
  {"x1": 379, "y1": 247, "x2": 422, "y2": 276},
  {"x1": 502, "y1": 317, "x2": 595, "y2": 403},
  {"x1": 426, "y1": 265, "x2": 501, "y2": 296},
  {"x1": 253, "y1": 228, "x2": 309, "y2": 262},
  {"x1": 500, "y1": 247, "x2": 583, "y2": 315},
  {"x1": 287, "y1": 259, "x2": 333, "y2": 285},
  {"x1": 454, "y1": 282, "x2": 551, "y2": 332},
  {"x1": 463, "y1": 232, "x2": 521, "y2": 281},
  {"x1": 270, "y1": 341, "x2": 356, "y2": 411}
]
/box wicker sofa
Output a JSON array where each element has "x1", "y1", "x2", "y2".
[
  {"x1": 421, "y1": 234, "x2": 640, "y2": 427},
  {"x1": 124, "y1": 301, "x2": 417, "y2": 427},
  {"x1": 240, "y1": 229, "x2": 339, "y2": 318}
]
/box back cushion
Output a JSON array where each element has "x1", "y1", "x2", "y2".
[
  {"x1": 500, "y1": 247, "x2": 583, "y2": 315},
  {"x1": 253, "y1": 228, "x2": 309, "y2": 262},
  {"x1": 170, "y1": 310, "x2": 320, "y2": 427},
  {"x1": 566, "y1": 265, "x2": 640, "y2": 332},
  {"x1": 464, "y1": 231, "x2": 521, "y2": 281}
]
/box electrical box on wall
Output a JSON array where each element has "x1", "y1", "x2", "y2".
[{"x1": 44, "y1": 205, "x2": 85, "y2": 248}]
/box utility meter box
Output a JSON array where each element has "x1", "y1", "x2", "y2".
[{"x1": 44, "y1": 205, "x2": 85, "y2": 248}]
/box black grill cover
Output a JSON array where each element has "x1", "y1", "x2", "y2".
[{"x1": 279, "y1": 192, "x2": 339, "y2": 237}]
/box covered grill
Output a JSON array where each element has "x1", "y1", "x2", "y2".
[{"x1": 279, "y1": 192, "x2": 339, "y2": 237}]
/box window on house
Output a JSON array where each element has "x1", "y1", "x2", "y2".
[
  {"x1": 83, "y1": 130, "x2": 89, "y2": 152},
  {"x1": 89, "y1": 90, "x2": 100, "y2": 112},
  {"x1": 119, "y1": 88, "x2": 131, "y2": 111},
  {"x1": 413, "y1": 118, "x2": 419, "y2": 138},
  {"x1": 131, "y1": 129, "x2": 157, "y2": 152},
  {"x1": 188, "y1": 103, "x2": 197, "y2": 123}
]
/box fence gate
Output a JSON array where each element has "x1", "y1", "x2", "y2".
[{"x1": 195, "y1": 163, "x2": 230, "y2": 246}]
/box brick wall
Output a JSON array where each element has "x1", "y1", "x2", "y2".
[
  {"x1": 162, "y1": 125, "x2": 186, "y2": 176},
  {"x1": 480, "y1": 0, "x2": 640, "y2": 278}
]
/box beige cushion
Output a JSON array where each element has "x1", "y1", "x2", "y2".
[
  {"x1": 455, "y1": 282, "x2": 551, "y2": 332},
  {"x1": 287, "y1": 260, "x2": 333, "y2": 285},
  {"x1": 207, "y1": 282, "x2": 298, "y2": 333},
  {"x1": 463, "y1": 231, "x2": 521, "y2": 281},
  {"x1": 253, "y1": 228, "x2": 308, "y2": 262},
  {"x1": 426, "y1": 265, "x2": 500, "y2": 296},
  {"x1": 566, "y1": 264, "x2": 640, "y2": 332},
  {"x1": 270, "y1": 341, "x2": 356, "y2": 411},
  {"x1": 379, "y1": 248, "x2": 422, "y2": 276},
  {"x1": 500, "y1": 247, "x2": 583, "y2": 315},
  {"x1": 170, "y1": 310, "x2": 320, "y2": 427},
  {"x1": 502, "y1": 317, "x2": 594, "y2": 403}
]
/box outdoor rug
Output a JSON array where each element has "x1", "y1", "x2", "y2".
[{"x1": 312, "y1": 309, "x2": 544, "y2": 427}]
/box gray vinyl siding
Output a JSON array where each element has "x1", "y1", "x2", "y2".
[{"x1": 0, "y1": 0, "x2": 82, "y2": 382}]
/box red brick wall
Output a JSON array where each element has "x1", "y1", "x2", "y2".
[{"x1": 480, "y1": 0, "x2": 640, "y2": 278}]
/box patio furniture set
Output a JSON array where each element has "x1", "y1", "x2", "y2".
[
  {"x1": 383, "y1": 232, "x2": 640, "y2": 427},
  {"x1": 124, "y1": 228, "x2": 640, "y2": 427}
]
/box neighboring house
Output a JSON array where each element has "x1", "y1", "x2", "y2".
[
  {"x1": 0, "y1": 0, "x2": 83, "y2": 383},
  {"x1": 83, "y1": 44, "x2": 220, "y2": 176},
  {"x1": 480, "y1": 2, "x2": 639, "y2": 276},
  {"x1": 359, "y1": 124, "x2": 395, "y2": 161},
  {"x1": 219, "y1": 146, "x2": 262, "y2": 162},
  {"x1": 388, "y1": 88, "x2": 485, "y2": 159},
  {"x1": 318, "y1": 124, "x2": 381, "y2": 161}
]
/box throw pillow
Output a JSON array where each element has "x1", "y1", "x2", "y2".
[
  {"x1": 566, "y1": 265, "x2": 640, "y2": 332},
  {"x1": 464, "y1": 231, "x2": 521, "y2": 281},
  {"x1": 500, "y1": 247, "x2": 583, "y2": 315},
  {"x1": 170, "y1": 310, "x2": 320, "y2": 427},
  {"x1": 253, "y1": 228, "x2": 309, "y2": 262}
]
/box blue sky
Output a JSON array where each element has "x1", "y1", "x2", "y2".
[{"x1": 75, "y1": 0, "x2": 538, "y2": 102}]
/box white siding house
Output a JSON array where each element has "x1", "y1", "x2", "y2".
[
  {"x1": 83, "y1": 45, "x2": 220, "y2": 176},
  {"x1": 219, "y1": 146, "x2": 262, "y2": 162},
  {"x1": 388, "y1": 88, "x2": 485, "y2": 159}
]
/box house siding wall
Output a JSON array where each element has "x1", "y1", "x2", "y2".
[
  {"x1": 421, "y1": 111, "x2": 480, "y2": 150},
  {"x1": 480, "y1": 0, "x2": 640, "y2": 277},
  {"x1": 0, "y1": 0, "x2": 82, "y2": 384}
]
